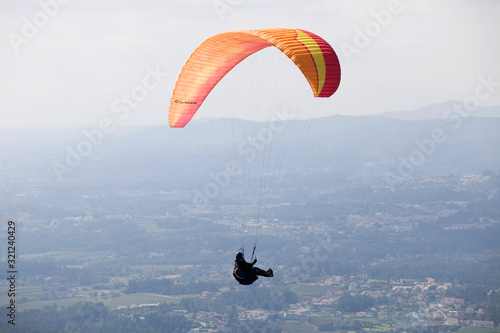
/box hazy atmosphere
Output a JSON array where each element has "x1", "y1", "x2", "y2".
[
  {"x1": 1, "y1": 0, "x2": 500, "y2": 127},
  {"x1": 1, "y1": 1, "x2": 500, "y2": 333}
]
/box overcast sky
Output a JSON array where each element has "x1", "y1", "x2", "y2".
[{"x1": 1, "y1": 0, "x2": 499, "y2": 128}]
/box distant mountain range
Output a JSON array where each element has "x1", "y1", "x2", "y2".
[
  {"x1": 1, "y1": 102, "x2": 499, "y2": 187},
  {"x1": 376, "y1": 101, "x2": 500, "y2": 121}
]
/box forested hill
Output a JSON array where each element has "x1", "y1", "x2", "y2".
[{"x1": 1, "y1": 114, "x2": 499, "y2": 186}]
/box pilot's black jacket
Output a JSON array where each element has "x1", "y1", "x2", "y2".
[{"x1": 233, "y1": 252, "x2": 273, "y2": 285}]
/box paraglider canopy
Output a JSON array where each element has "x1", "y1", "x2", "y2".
[{"x1": 169, "y1": 28, "x2": 341, "y2": 128}]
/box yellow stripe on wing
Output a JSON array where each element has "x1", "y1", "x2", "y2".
[{"x1": 295, "y1": 29, "x2": 326, "y2": 96}]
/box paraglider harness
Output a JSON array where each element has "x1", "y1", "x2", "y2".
[
  {"x1": 233, "y1": 228, "x2": 272, "y2": 285},
  {"x1": 233, "y1": 242, "x2": 258, "y2": 285}
]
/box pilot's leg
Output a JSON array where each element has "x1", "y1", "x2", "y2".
[{"x1": 253, "y1": 267, "x2": 273, "y2": 277}]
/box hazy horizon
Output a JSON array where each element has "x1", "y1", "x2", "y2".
[{"x1": 1, "y1": 0, "x2": 499, "y2": 128}]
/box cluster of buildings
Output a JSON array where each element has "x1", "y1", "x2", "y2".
[
  {"x1": 106, "y1": 272, "x2": 499, "y2": 332},
  {"x1": 183, "y1": 274, "x2": 498, "y2": 331}
]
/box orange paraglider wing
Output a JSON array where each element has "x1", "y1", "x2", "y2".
[{"x1": 169, "y1": 28, "x2": 341, "y2": 128}]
